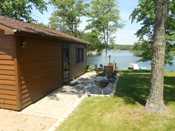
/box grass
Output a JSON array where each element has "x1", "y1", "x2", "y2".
[{"x1": 57, "y1": 70, "x2": 175, "y2": 131}]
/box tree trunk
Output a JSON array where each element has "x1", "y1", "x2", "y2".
[
  {"x1": 145, "y1": 0, "x2": 167, "y2": 113},
  {"x1": 104, "y1": 26, "x2": 109, "y2": 65},
  {"x1": 105, "y1": 46, "x2": 108, "y2": 65},
  {"x1": 103, "y1": 28, "x2": 108, "y2": 65}
]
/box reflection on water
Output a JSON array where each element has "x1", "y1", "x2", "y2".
[{"x1": 87, "y1": 50, "x2": 175, "y2": 71}]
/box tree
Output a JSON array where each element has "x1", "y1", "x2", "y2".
[
  {"x1": 79, "y1": 32, "x2": 104, "y2": 53},
  {"x1": 0, "y1": 0, "x2": 47, "y2": 22},
  {"x1": 130, "y1": 0, "x2": 175, "y2": 64},
  {"x1": 145, "y1": 0, "x2": 168, "y2": 113},
  {"x1": 86, "y1": 0, "x2": 123, "y2": 64},
  {"x1": 36, "y1": 22, "x2": 49, "y2": 28},
  {"x1": 49, "y1": 0, "x2": 88, "y2": 37},
  {"x1": 133, "y1": 41, "x2": 175, "y2": 65}
]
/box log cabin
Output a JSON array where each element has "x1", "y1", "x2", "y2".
[{"x1": 0, "y1": 16, "x2": 89, "y2": 110}]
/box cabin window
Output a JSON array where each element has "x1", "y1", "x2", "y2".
[{"x1": 76, "y1": 48, "x2": 84, "y2": 63}]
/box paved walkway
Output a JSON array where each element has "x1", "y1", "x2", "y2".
[
  {"x1": 0, "y1": 72, "x2": 96, "y2": 131},
  {"x1": 0, "y1": 71, "x2": 117, "y2": 131},
  {"x1": 0, "y1": 109, "x2": 55, "y2": 131}
]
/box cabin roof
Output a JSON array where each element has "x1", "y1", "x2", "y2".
[{"x1": 0, "y1": 16, "x2": 89, "y2": 45}]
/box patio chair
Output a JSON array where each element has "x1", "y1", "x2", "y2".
[{"x1": 104, "y1": 66, "x2": 113, "y2": 76}]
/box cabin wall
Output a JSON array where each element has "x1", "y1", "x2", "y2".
[
  {"x1": 0, "y1": 31, "x2": 19, "y2": 110},
  {"x1": 16, "y1": 37, "x2": 62, "y2": 109},
  {"x1": 69, "y1": 44, "x2": 87, "y2": 79}
]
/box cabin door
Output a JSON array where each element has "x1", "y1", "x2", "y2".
[{"x1": 63, "y1": 46, "x2": 70, "y2": 83}]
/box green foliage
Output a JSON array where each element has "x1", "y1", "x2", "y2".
[
  {"x1": 0, "y1": 0, "x2": 47, "y2": 22},
  {"x1": 130, "y1": 0, "x2": 154, "y2": 40},
  {"x1": 86, "y1": 0, "x2": 123, "y2": 48},
  {"x1": 57, "y1": 71, "x2": 175, "y2": 131},
  {"x1": 130, "y1": 0, "x2": 175, "y2": 64},
  {"x1": 118, "y1": 45, "x2": 134, "y2": 50},
  {"x1": 109, "y1": 44, "x2": 134, "y2": 51},
  {"x1": 49, "y1": 0, "x2": 88, "y2": 37},
  {"x1": 35, "y1": 22, "x2": 48, "y2": 28},
  {"x1": 133, "y1": 41, "x2": 175, "y2": 65},
  {"x1": 86, "y1": 65, "x2": 95, "y2": 72},
  {"x1": 80, "y1": 32, "x2": 104, "y2": 52},
  {"x1": 108, "y1": 43, "x2": 118, "y2": 50},
  {"x1": 133, "y1": 41, "x2": 152, "y2": 62}
]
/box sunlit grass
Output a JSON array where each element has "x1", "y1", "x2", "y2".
[{"x1": 57, "y1": 71, "x2": 175, "y2": 131}]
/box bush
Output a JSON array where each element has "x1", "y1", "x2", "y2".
[{"x1": 86, "y1": 65, "x2": 95, "y2": 72}]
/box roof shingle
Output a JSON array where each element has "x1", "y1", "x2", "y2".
[{"x1": 0, "y1": 16, "x2": 89, "y2": 44}]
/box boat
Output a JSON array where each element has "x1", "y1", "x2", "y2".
[{"x1": 128, "y1": 63, "x2": 140, "y2": 70}]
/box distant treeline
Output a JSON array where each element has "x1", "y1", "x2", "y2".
[{"x1": 108, "y1": 44, "x2": 134, "y2": 51}]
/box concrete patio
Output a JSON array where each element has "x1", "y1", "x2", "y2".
[{"x1": 0, "y1": 71, "x2": 117, "y2": 131}]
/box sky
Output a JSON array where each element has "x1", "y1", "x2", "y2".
[{"x1": 32, "y1": 0, "x2": 140, "y2": 45}]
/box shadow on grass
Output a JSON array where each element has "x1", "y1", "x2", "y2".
[
  {"x1": 114, "y1": 70, "x2": 175, "y2": 106},
  {"x1": 164, "y1": 74, "x2": 175, "y2": 104}
]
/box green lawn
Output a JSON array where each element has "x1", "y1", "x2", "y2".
[{"x1": 57, "y1": 71, "x2": 175, "y2": 131}]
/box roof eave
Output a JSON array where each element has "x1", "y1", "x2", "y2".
[{"x1": 13, "y1": 30, "x2": 90, "y2": 45}]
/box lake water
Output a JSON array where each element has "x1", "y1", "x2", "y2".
[{"x1": 87, "y1": 50, "x2": 175, "y2": 71}]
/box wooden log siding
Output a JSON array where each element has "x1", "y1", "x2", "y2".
[
  {"x1": 0, "y1": 34, "x2": 18, "y2": 110},
  {"x1": 69, "y1": 44, "x2": 87, "y2": 79},
  {"x1": 16, "y1": 38, "x2": 63, "y2": 108},
  {"x1": 0, "y1": 16, "x2": 89, "y2": 110}
]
